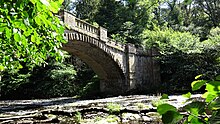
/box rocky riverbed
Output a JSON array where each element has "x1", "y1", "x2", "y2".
[{"x1": 0, "y1": 94, "x2": 202, "y2": 124}]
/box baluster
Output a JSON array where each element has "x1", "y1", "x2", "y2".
[
  {"x1": 79, "y1": 21, "x2": 82, "y2": 28},
  {"x1": 86, "y1": 25, "x2": 89, "y2": 31},
  {"x1": 85, "y1": 24, "x2": 87, "y2": 31},
  {"x1": 76, "y1": 20, "x2": 79, "y2": 28},
  {"x1": 82, "y1": 22, "x2": 84, "y2": 29},
  {"x1": 88, "y1": 26, "x2": 91, "y2": 32},
  {"x1": 91, "y1": 27, "x2": 93, "y2": 33},
  {"x1": 84, "y1": 23, "x2": 87, "y2": 30},
  {"x1": 94, "y1": 28, "x2": 96, "y2": 34},
  {"x1": 93, "y1": 28, "x2": 96, "y2": 34},
  {"x1": 78, "y1": 21, "x2": 81, "y2": 28}
]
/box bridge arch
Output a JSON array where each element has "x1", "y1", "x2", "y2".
[{"x1": 62, "y1": 37, "x2": 126, "y2": 95}]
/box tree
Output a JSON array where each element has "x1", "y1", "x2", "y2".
[
  {"x1": 0, "y1": 0, "x2": 66, "y2": 77},
  {"x1": 142, "y1": 28, "x2": 220, "y2": 92},
  {"x1": 0, "y1": 0, "x2": 67, "y2": 95},
  {"x1": 74, "y1": 0, "x2": 101, "y2": 22},
  {"x1": 71, "y1": 0, "x2": 161, "y2": 45},
  {"x1": 194, "y1": 0, "x2": 220, "y2": 27},
  {"x1": 156, "y1": 0, "x2": 220, "y2": 39}
]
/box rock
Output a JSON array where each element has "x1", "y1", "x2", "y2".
[{"x1": 142, "y1": 115, "x2": 152, "y2": 121}]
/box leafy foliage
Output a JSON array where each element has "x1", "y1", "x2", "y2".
[
  {"x1": 74, "y1": 111, "x2": 82, "y2": 124},
  {"x1": 157, "y1": 103, "x2": 177, "y2": 114},
  {"x1": 0, "y1": 54, "x2": 100, "y2": 99},
  {"x1": 157, "y1": 75, "x2": 220, "y2": 124},
  {"x1": 142, "y1": 28, "x2": 220, "y2": 92},
  {"x1": 142, "y1": 28, "x2": 201, "y2": 53},
  {"x1": 106, "y1": 103, "x2": 121, "y2": 114},
  {"x1": 0, "y1": 0, "x2": 66, "y2": 76}
]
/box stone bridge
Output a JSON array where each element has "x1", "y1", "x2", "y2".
[{"x1": 60, "y1": 11, "x2": 160, "y2": 95}]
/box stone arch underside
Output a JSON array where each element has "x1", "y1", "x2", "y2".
[{"x1": 62, "y1": 40, "x2": 126, "y2": 95}]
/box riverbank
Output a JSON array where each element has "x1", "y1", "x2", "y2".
[{"x1": 0, "y1": 94, "x2": 202, "y2": 123}]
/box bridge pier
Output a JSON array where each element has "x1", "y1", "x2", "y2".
[{"x1": 125, "y1": 44, "x2": 161, "y2": 93}]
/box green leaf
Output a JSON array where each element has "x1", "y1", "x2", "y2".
[
  {"x1": 157, "y1": 104, "x2": 177, "y2": 115},
  {"x1": 21, "y1": 35, "x2": 28, "y2": 47},
  {"x1": 188, "y1": 115, "x2": 203, "y2": 124},
  {"x1": 182, "y1": 92, "x2": 191, "y2": 98},
  {"x1": 0, "y1": 27, "x2": 5, "y2": 33},
  {"x1": 0, "y1": 65, "x2": 4, "y2": 71},
  {"x1": 30, "y1": 0, "x2": 37, "y2": 4},
  {"x1": 184, "y1": 101, "x2": 205, "y2": 115},
  {"x1": 205, "y1": 93, "x2": 218, "y2": 102},
  {"x1": 31, "y1": 35, "x2": 36, "y2": 42},
  {"x1": 195, "y1": 74, "x2": 203, "y2": 80},
  {"x1": 160, "y1": 94, "x2": 169, "y2": 99},
  {"x1": 34, "y1": 16, "x2": 41, "y2": 25},
  {"x1": 5, "y1": 28, "x2": 12, "y2": 39},
  {"x1": 206, "y1": 81, "x2": 220, "y2": 94},
  {"x1": 14, "y1": 33, "x2": 20, "y2": 42},
  {"x1": 35, "y1": 37, "x2": 41, "y2": 45},
  {"x1": 162, "y1": 111, "x2": 183, "y2": 124},
  {"x1": 48, "y1": 1, "x2": 61, "y2": 13},
  {"x1": 24, "y1": 28, "x2": 32, "y2": 36},
  {"x1": 20, "y1": 23, "x2": 27, "y2": 31},
  {"x1": 191, "y1": 80, "x2": 207, "y2": 91}
]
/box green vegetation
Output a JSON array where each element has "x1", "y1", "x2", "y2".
[
  {"x1": 0, "y1": 0, "x2": 65, "y2": 74},
  {"x1": 1, "y1": 54, "x2": 100, "y2": 99},
  {"x1": 0, "y1": 0, "x2": 67, "y2": 98},
  {"x1": 106, "y1": 103, "x2": 121, "y2": 114},
  {"x1": 152, "y1": 99, "x2": 166, "y2": 107},
  {"x1": 106, "y1": 115, "x2": 119, "y2": 123},
  {"x1": 74, "y1": 111, "x2": 82, "y2": 124},
  {"x1": 136, "y1": 103, "x2": 147, "y2": 110},
  {"x1": 143, "y1": 27, "x2": 220, "y2": 93},
  {"x1": 157, "y1": 75, "x2": 220, "y2": 124}
]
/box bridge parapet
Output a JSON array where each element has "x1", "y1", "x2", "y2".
[
  {"x1": 61, "y1": 11, "x2": 126, "y2": 52},
  {"x1": 63, "y1": 11, "x2": 99, "y2": 39},
  {"x1": 106, "y1": 38, "x2": 126, "y2": 51}
]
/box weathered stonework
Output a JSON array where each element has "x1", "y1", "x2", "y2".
[{"x1": 60, "y1": 11, "x2": 160, "y2": 95}]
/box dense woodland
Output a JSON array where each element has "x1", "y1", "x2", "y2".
[{"x1": 0, "y1": 0, "x2": 219, "y2": 99}]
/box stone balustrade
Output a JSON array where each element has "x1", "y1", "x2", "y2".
[
  {"x1": 75, "y1": 18, "x2": 99, "y2": 35},
  {"x1": 63, "y1": 11, "x2": 99, "y2": 39}
]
